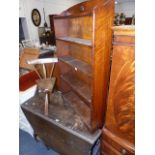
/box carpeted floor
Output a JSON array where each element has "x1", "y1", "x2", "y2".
[
  {"x1": 19, "y1": 129, "x2": 100, "y2": 155},
  {"x1": 19, "y1": 129, "x2": 59, "y2": 155}
]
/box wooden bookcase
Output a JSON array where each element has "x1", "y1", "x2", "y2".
[{"x1": 53, "y1": 0, "x2": 114, "y2": 132}]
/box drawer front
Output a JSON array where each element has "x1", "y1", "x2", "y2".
[
  {"x1": 101, "y1": 128, "x2": 135, "y2": 155},
  {"x1": 114, "y1": 35, "x2": 135, "y2": 45},
  {"x1": 22, "y1": 108, "x2": 92, "y2": 155},
  {"x1": 102, "y1": 141, "x2": 121, "y2": 155}
]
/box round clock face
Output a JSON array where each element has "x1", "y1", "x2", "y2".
[{"x1": 31, "y1": 9, "x2": 41, "y2": 26}]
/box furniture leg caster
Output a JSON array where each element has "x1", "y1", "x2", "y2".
[
  {"x1": 45, "y1": 144, "x2": 50, "y2": 150},
  {"x1": 34, "y1": 133, "x2": 40, "y2": 142}
]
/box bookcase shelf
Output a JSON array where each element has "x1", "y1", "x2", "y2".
[
  {"x1": 59, "y1": 56, "x2": 92, "y2": 77},
  {"x1": 61, "y1": 73, "x2": 92, "y2": 106},
  {"x1": 56, "y1": 37, "x2": 92, "y2": 47}
]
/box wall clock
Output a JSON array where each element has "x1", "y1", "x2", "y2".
[{"x1": 31, "y1": 9, "x2": 41, "y2": 26}]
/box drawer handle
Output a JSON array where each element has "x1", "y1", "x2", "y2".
[{"x1": 122, "y1": 149, "x2": 128, "y2": 155}]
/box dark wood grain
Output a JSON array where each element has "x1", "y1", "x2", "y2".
[{"x1": 101, "y1": 26, "x2": 135, "y2": 154}]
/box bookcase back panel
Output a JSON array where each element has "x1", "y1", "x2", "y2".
[
  {"x1": 54, "y1": 16, "x2": 92, "y2": 40},
  {"x1": 54, "y1": 19, "x2": 69, "y2": 37},
  {"x1": 58, "y1": 60, "x2": 71, "y2": 75},
  {"x1": 59, "y1": 77, "x2": 71, "y2": 93},
  {"x1": 56, "y1": 40, "x2": 92, "y2": 65},
  {"x1": 71, "y1": 69, "x2": 92, "y2": 86},
  {"x1": 57, "y1": 61, "x2": 71, "y2": 93},
  {"x1": 58, "y1": 59, "x2": 92, "y2": 90},
  {"x1": 59, "y1": 61, "x2": 92, "y2": 86},
  {"x1": 56, "y1": 40, "x2": 70, "y2": 56},
  {"x1": 61, "y1": 72, "x2": 92, "y2": 106},
  {"x1": 68, "y1": 16, "x2": 92, "y2": 40},
  {"x1": 69, "y1": 44, "x2": 92, "y2": 64}
]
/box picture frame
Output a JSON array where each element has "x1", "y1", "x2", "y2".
[{"x1": 31, "y1": 9, "x2": 41, "y2": 26}]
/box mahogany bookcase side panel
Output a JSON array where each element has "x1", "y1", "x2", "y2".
[{"x1": 91, "y1": 0, "x2": 115, "y2": 129}]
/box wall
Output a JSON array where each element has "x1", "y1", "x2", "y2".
[
  {"x1": 19, "y1": 0, "x2": 26, "y2": 18},
  {"x1": 19, "y1": 0, "x2": 85, "y2": 41},
  {"x1": 115, "y1": 1, "x2": 135, "y2": 17}
]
